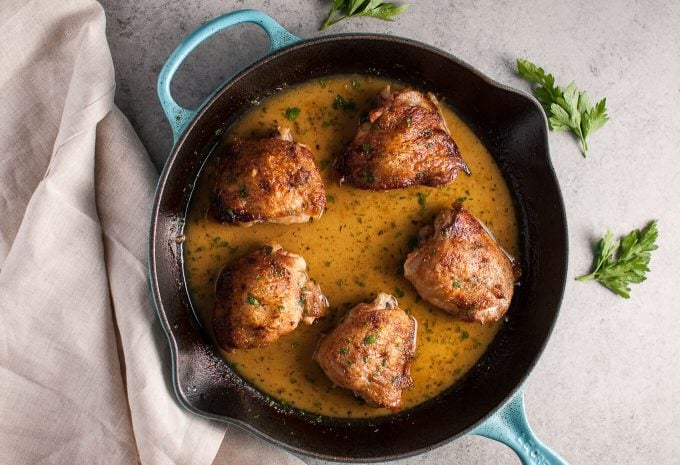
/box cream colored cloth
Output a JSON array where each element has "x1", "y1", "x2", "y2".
[{"x1": 0, "y1": 1, "x2": 304, "y2": 464}]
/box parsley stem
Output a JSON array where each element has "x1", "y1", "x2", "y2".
[
  {"x1": 580, "y1": 136, "x2": 589, "y2": 157},
  {"x1": 320, "y1": 6, "x2": 340, "y2": 30},
  {"x1": 575, "y1": 272, "x2": 595, "y2": 281},
  {"x1": 320, "y1": 17, "x2": 336, "y2": 30}
]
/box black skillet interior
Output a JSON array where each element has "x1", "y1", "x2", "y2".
[{"x1": 150, "y1": 35, "x2": 568, "y2": 462}]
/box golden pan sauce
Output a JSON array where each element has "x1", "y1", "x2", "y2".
[{"x1": 184, "y1": 75, "x2": 519, "y2": 418}]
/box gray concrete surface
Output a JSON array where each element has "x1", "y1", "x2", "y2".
[{"x1": 101, "y1": 1, "x2": 680, "y2": 463}]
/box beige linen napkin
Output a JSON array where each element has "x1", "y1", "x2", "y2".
[{"x1": 0, "y1": 1, "x2": 304, "y2": 464}]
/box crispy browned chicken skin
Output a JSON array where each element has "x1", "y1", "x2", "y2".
[
  {"x1": 338, "y1": 86, "x2": 469, "y2": 190},
  {"x1": 404, "y1": 203, "x2": 520, "y2": 324},
  {"x1": 211, "y1": 128, "x2": 326, "y2": 225},
  {"x1": 314, "y1": 293, "x2": 416, "y2": 410},
  {"x1": 213, "y1": 243, "x2": 328, "y2": 350}
]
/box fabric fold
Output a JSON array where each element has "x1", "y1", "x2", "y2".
[
  {"x1": 0, "y1": 1, "x2": 310, "y2": 463},
  {"x1": 0, "y1": 1, "x2": 227, "y2": 464},
  {"x1": 95, "y1": 107, "x2": 225, "y2": 465}
]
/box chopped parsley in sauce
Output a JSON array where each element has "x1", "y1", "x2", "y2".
[{"x1": 284, "y1": 107, "x2": 301, "y2": 121}]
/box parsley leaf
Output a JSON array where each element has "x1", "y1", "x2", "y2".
[
  {"x1": 416, "y1": 191, "x2": 428, "y2": 216},
  {"x1": 246, "y1": 293, "x2": 261, "y2": 306},
  {"x1": 361, "y1": 172, "x2": 375, "y2": 184},
  {"x1": 517, "y1": 58, "x2": 609, "y2": 157},
  {"x1": 576, "y1": 220, "x2": 658, "y2": 298},
  {"x1": 321, "y1": 0, "x2": 410, "y2": 30},
  {"x1": 332, "y1": 95, "x2": 356, "y2": 111},
  {"x1": 284, "y1": 107, "x2": 301, "y2": 121}
]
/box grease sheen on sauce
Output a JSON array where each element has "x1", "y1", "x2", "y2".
[{"x1": 184, "y1": 75, "x2": 519, "y2": 418}]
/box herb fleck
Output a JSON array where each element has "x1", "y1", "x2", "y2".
[
  {"x1": 361, "y1": 172, "x2": 375, "y2": 184},
  {"x1": 416, "y1": 192, "x2": 428, "y2": 216},
  {"x1": 284, "y1": 107, "x2": 301, "y2": 121},
  {"x1": 210, "y1": 237, "x2": 238, "y2": 254},
  {"x1": 246, "y1": 293, "x2": 260, "y2": 306},
  {"x1": 363, "y1": 334, "x2": 376, "y2": 345},
  {"x1": 238, "y1": 185, "x2": 248, "y2": 198},
  {"x1": 333, "y1": 95, "x2": 356, "y2": 111}
]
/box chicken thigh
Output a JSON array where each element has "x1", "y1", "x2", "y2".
[
  {"x1": 314, "y1": 293, "x2": 416, "y2": 410},
  {"x1": 404, "y1": 203, "x2": 520, "y2": 324},
  {"x1": 337, "y1": 86, "x2": 469, "y2": 190},
  {"x1": 213, "y1": 243, "x2": 328, "y2": 350},
  {"x1": 211, "y1": 128, "x2": 326, "y2": 225}
]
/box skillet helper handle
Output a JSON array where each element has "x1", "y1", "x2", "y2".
[
  {"x1": 473, "y1": 391, "x2": 569, "y2": 465},
  {"x1": 157, "y1": 9, "x2": 300, "y2": 143}
]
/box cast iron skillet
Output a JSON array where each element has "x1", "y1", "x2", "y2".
[{"x1": 150, "y1": 9, "x2": 569, "y2": 464}]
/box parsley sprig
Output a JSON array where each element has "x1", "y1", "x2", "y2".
[
  {"x1": 517, "y1": 59, "x2": 609, "y2": 157},
  {"x1": 321, "y1": 0, "x2": 410, "y2": 30},
  {"x1": 576, "y1": 221, "x2": 658, "y2": 298}
]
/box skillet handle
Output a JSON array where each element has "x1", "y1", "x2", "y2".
[
  {"x1": 472, "y1": 391, "x2": 569, "y2": 464},
  {"x1": 157, "y1": 9, "x2": 301, "y2": 143}
]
